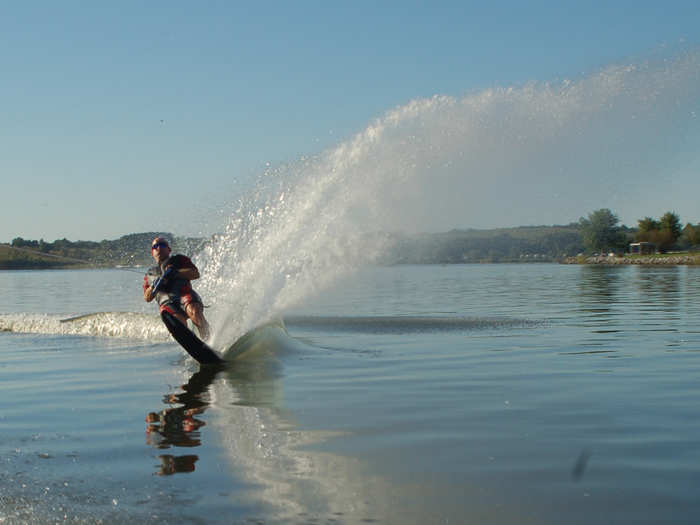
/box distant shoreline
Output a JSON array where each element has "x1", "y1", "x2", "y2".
[
  {"x1": 564, "y1": 254, "x2": 700, "y2": 265},
  {"x1": 4, "y1": 257, "x2": 700, "y2": 270},
  {"x1": 3, "y1": 230, "x2": 700, "y2": 269}
]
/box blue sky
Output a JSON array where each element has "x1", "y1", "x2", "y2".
[{"x1": 1, "y1": 1, "x2": 699, "y2": 242}]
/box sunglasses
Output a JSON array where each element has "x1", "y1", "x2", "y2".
[{"x1": 151, "y1": 242, "x2": 169, "y2": 250}]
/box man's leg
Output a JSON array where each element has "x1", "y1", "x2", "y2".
[
  {"x1": 185, "y1": 302, "x2": 210, "y2": 340},
  {"x1": 161, "y1": 304, "x2": 189, "y2": 326}
]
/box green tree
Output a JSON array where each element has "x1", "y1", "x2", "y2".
[
  {"x1": 636, "y1": 217, "x2": 660, "y2": 242},
  {"x1": 11, "y1": 237, "x2": 38, "y2": 248},
  {"x1": 679, "y1": 223, "x2": 699, "y2": 249},
  {"x1": 659, "y1": 211, "x2": 682, "y2": 249},
  {"x1": 579, "y1": 209, "x2": 626, "y2": 254},
  {"x1": 635, "y1": 212, "x2": 682, "y2": 252}
]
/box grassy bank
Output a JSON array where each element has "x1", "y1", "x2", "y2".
[{"x1": 0, "y1": 244, "x2": 95, "y2": 269}]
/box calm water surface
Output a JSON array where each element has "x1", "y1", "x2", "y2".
[{"x1": 1, "y1": 264, "x2": 700, "y2": 524}]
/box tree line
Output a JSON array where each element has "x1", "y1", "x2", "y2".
[
  {"x1": 579, "y1": 209, "x2": 699, "y2": 254},
  {"x1": 3, "y1": 213, "x2": 699, "y2": 269}
]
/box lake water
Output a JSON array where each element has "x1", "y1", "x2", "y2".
[{"x1": 1, "y1": 264, "x2": 700, "y2": 524}]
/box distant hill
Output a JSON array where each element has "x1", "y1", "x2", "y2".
[
  {"x1": 0, "y1": 233, "x2": 207, "y2": 270},
  {"x1": 381, "y1": 224, "x2": 585, "y2": 263},
  {"x1": 0, "y1": 225, "x2": 587, "y2": 269}
]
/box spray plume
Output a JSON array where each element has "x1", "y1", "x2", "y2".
[{"x1": 196, "y1": 50, "x2": 700, "y2": 342}]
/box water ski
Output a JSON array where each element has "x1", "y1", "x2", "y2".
[{"x1": 160, "y1": 310, "x2": 223, "y2": 365}]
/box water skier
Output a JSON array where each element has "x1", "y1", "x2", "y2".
[{"x1": 143, "y1": 237, "x2": 211, "y2": 340}]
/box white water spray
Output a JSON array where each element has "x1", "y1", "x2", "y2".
[{"x1": 197, "y1": 50, "x2": 700, "y2": 343}]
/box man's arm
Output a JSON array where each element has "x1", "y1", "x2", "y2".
[
  {"x1": 174, "y1": 266, "x2": 200, "y2": 281},
  {"x1": 167, "y1": 255, "x2": 201, "y2": 281}
]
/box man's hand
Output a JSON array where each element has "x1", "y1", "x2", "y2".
[{"x1": 151, "y1": 267, "x2": 175, "y2": 294}]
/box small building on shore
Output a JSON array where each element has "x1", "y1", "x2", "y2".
[{"x1": 629, "y1": 242, "x2": 656, "y2": 255}]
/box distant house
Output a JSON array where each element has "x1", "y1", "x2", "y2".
[{"x1": 629, "y1": 242, "x2": 656, "y2": 255}]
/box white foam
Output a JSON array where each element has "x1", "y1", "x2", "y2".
[{"x1": 0, "y1": 312, "x2": 169, "y2": 341}]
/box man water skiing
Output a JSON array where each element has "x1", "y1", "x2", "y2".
[{"x1": 143, "y1": 237, "x2": 211, "y2": 340}]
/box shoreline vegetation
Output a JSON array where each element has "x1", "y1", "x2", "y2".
[{"x1": 2, "y1": 224, "x2": 700, "y2": 270}]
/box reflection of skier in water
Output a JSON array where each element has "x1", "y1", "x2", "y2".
[
  {"x1": 145, "y1": 366, "x2": 220, "y2": 475},
  {"x1": 156, "y1": 455, "x2": 198, "y2": 476},
  {"x1": 146, "y1": 405, "x2": 206, "y2": 448}
]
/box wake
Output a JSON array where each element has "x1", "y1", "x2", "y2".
[{"x1": 0, "y1": 312, "x2": 168, "y2": 341}]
